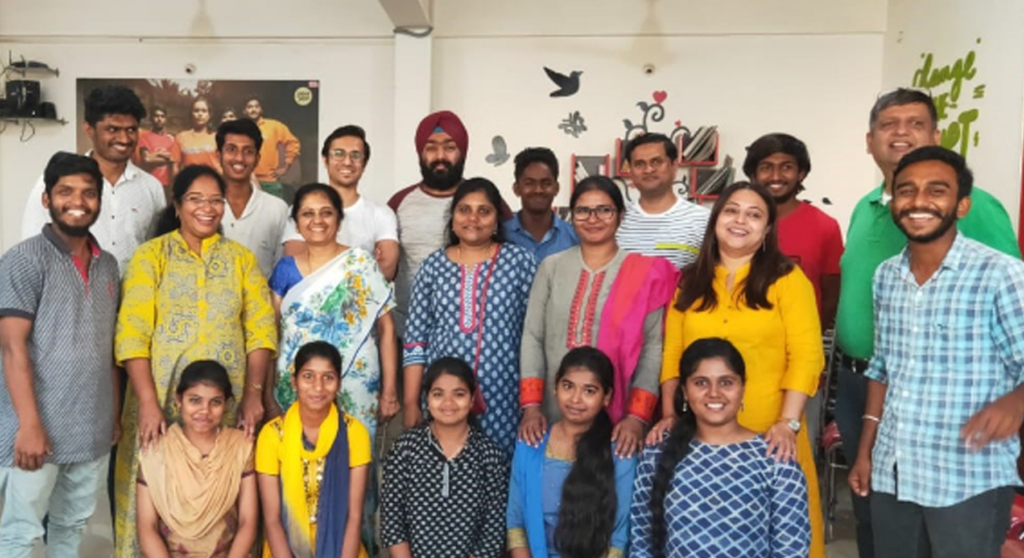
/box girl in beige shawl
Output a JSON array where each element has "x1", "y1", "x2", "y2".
[{"x1": 136, "y1": 360, "x2": 258, "y2": 558}]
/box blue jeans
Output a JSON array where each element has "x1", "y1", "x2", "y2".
[
  {"x1": 835, "y1": 363, "x2": 874, "y2": 558},
  {"x1": 0, "y1": 454, "x2": 107, "y2": 558}
]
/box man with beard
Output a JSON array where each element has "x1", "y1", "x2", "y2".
[
  {"x1": 20, "y1": 86, "x2": 166, "y2": 272},
  {"x1": 135, "y1": 105, "x2": 181, "y2": 191},
  {"x1": 836, "y1": 89, "x2": 1019, "y2": 558},
  {"x1": 388, "y1": 110, "x2": 509, "y2": 337},
  {"x1": 281, "y1": 125, "x2": 399, "y2": 279},
  {"x1": 743, "y1": 133, "x2": 843, "y2": 328},
  {"x1": 0, "y1": 153, "x2": 120, "y2": 558},
  {"x1": 504, "y1": 146, "x2": 578, "y2": 262},
  {"x1": 848, "y1": 146, "x2": 1024, "y2": 558},
  {"x1": 216, "y1": 118, "x2": 288, "y2": 277},
  {"x1": 245, "y1": 95, "x2": 300, "y2": 200},
  {"x1": 616, "y1": 132, "x2": 709, "y2": 269}
]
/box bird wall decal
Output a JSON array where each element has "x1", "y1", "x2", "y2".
[{"x1": 544, "y1": 67, "x2": 582, "y2": 97}]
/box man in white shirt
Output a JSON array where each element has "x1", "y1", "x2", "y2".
[
  {"x1": 282, "y1": 125, "x2": 398, "y2": 279},
  {"x1": 616, "y1": 132, "x2": 710, "y2": 269},
  {"x1": 216, "y1": 118, "x2": 288, "y2": 277},
  {"x1": 21, "y1": 86, "x2": 165, "y2": 271}
]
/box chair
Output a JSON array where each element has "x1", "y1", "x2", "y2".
[{"x1": 816, "y1": 329, "x2": 848, "y2": 542}]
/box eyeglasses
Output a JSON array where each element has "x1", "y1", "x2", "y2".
[
  {"x1": 572, "y1": 205, "x2": 617, "y2": 221},
  {"x1": 329, "y1": 149, "x2": 365, "y2": 163},
  {"x1": 182, "y1": 194, "x2": 226, "y2": 208}
]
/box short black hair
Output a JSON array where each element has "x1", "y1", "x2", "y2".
[
  {"x1": 624, "y1": 133, "x2": 677, "y2": 163},
  {"x1": 513, "y1": 147, "x2": 559, "y2": 181},
  {"x1": 742, "y1": 133, "x2": 812, "y2": 179},
  {"x1": 892, "y1": 145, "x2": 973, "y2": 200},
  {"x1": 244, "y1": 94, "x2": 262, "y2": 107},
  {"x1": 320, "y1": 125, "x2": 371, "y2": 163},
  {"x1": 151, "y1": 105, "x2": 167, "y2": 116},
  {"x1": 43, "y1": 151, "x2": 103, "y2": 197},
  {"x1": 84, "y1": 85, "x2": 147, "y2": 126},
  {"x1": 870, "y1": 88, "x2": 938, "y2": 129},
  {"x1": 216, "y1": 118, "x2": 264, "y2": 152}
]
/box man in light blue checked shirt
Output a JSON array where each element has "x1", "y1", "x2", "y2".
[{"x1": 848, "y1": 145, "x2": 1024, "y2": 558}]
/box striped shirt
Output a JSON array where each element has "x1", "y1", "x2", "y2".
[
  {"x1": 616, "y1": 197, "x2": 709, "y2": 269},
  {"x1": 867, "y1": 233, "x2": 1024, "y2": 506}
]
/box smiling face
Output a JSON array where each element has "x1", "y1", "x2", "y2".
[
  {"x1": 714, "y1": 188, "x2": 770, "y2": 258},
  {"x1": 753, "y1": 152, "x2": 805, "y2": 205},
  {"x1": 891, "y1": 159, "x2": 969, "y2": 244},
  {"x1": 44, "y1": 172, "x2": 101, "y2": 238},
  {"x1": 295, "y1": 191, "x2": 341, "y2": 245},
  {"x1": 866, "y1": 102, "x2": 941, "y2": 176},
  {"x1": 292, "y1": 356, "x2": 340, "y2": 414},
  {"x1": 684, "y1": 357, "x2": 744, "y2": 429},
  {"x1": 84, "y1": 113, "x2": 140, "y2": 165},
  {"x1": 452, "y1": 190, "x2": 498, "y2": 246},
  {"x1": 555, "y1": 366, "x2": 611, "y2": 428},
  {"x1": 324, "y1": 135, "x2": 367, "y2": 189},
  {"x1": 176, "y1": 175, "x2": 225, "y2": 245},
  {"x1": 629, "y1": 141, "x2": 676, "y2": 197},
  {"x1": 513, "y1": 162, "x2": 559, "y2": 214},
  {"x1": 419, "y1": 131, "x2": 465, "y2": 191},
  {"x1": 571, "y1": 189, "x2": 621, "y2": 246},
  {"x1": 176, "y1": 382, "x2": 227, "y2": 436},
  {"x1": 218, "y1": 133, "x2": 260, "y2": 184},
  {"x1": 426, "y1": 373, "x2": 473, "y2": 427}
]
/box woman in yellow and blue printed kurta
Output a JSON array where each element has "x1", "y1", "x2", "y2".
[
  {"x1": 653, "y1": 182, "x2": 826, "y2": 558},
  {"x1": 113, "y1": 165, "x2": 277, "y2": 558}
]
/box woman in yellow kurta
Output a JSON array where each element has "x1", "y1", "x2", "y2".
[
  {"x1": 257, "y1": 341, "x2": 371, "y2": 558},
  {"x1": 650, "y1": 182, "x2": 827, "y2": 558},
  {"x1": 114, "y1": 164, "x2": 277, "y2": 558}
]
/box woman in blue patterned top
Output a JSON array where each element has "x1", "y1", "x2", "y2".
[
  {"x1": 507, "y1": 346, "x2": 636, "y2": 558},
  {"x1": 402, "y1": 178, "x2": 537, "y2": 453},
  {"x1": 630, "y1": 337, "x2": 810, "y2": 558}
]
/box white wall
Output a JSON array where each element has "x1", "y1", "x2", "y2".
[
  {"x1": 434, "y1": 34, "x2": 884, "y2": 232},
  {"x1": 882, "y1": 0, "x2": 1024, "y2": 230}
]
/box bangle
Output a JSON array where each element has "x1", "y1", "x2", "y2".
[{"x1": 862, "y1": 414, "x2": 880, "y2": 423}]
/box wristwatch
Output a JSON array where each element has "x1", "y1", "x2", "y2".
[{"x1": 780, "y1": 418, "x2": 801, "y2": 433}]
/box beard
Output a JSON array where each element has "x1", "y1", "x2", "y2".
[
  {"x1": 420, "y1": 158, "x2": 465, "y2": 191},
  {"x1": 48, "y1": 206, "x2": 95, "y2": 238},
  {"x1": 893, "y1": 207, "x2": 958, "y2": 243}
]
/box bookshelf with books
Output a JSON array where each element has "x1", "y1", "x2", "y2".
[{"x1": 569, "y1": 154, "x2": 611, "y2": 190}]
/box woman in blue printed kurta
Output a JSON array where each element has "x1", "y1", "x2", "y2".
[
  {"x1": 630, "y1": 338, "x2": 810, "y2": 558},
  {"x1": 402, "y1": 178, "x2": 537, "y2": 453}
]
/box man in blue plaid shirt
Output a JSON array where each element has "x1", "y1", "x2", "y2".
[{"x1": 848, "y1": 146, "x2": 1024, "y2": 558}]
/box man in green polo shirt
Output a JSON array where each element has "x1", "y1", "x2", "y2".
[{"x1": 835, "y1": 88, "x2": 1020, "y2": 558}]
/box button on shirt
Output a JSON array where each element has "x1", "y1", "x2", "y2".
[
  {"x1": 866, "y1": 233, "x2": 1024, "y2": 507},
  {"x1": 221, "y1": 188, "x2": 289, "y2": 277},
  {"x1": 504, "y1": 211, "x2": 579, "y2": 263},
  {"x1": 20, "y1": 159, "x2": 166, "y2": 272}
]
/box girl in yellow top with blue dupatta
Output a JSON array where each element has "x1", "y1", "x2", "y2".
[
  {"x1": 257, "y1": 341, "x2": 371, "y2": 558},
  {"x1": 647, "y1": 182, "x2": 826, "y2": 558}
]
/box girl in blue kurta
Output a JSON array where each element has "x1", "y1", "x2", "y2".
[
  {"x1": 402, "y1": 178, "x2": 537, "y2": 453},
  {"x1": 507, "y1": 347, "x2": 636, "y2": 558},
  {"x1": 630, "y1": 338, "x2": 811, "y2": 558}
]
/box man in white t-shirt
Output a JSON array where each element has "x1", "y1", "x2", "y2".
[
  {"x1": 616, "y1": 132, "x2": 710, "y2": 269},
  {"x1": 282, "y1": 125, "x2": 399, "y2": 279},
  {"x1": 216, "y1": 118, "x2": 288, "y2": 277},
  {"x1": 21, "y1": 86, "x2": 165, "y2": 272}
]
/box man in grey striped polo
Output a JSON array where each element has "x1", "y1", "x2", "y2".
[
  {"x1": 0, "y1": 152, "x2": 121, "y2": 557},
  {"x1": 616, "y1": 133, "x2": 710, "y2": 269}
]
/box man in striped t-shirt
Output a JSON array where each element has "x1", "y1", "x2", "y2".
[{"x1": 616, "y1": 133, "x2": 709, "y2": 269}]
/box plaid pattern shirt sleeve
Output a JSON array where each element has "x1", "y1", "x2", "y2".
[{"x1": 867, "y1": 233, "x2": 1024, "y2": 507}]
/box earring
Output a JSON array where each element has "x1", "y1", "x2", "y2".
[{"x1": 682, "y1": 400, "x2": 688, "y2": 413}]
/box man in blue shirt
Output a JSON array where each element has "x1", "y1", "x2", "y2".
[
  {"x1": 848, "y1": 146, "x2": 1024, "y2": 558},
  {"x1": 504, "y1": 147, "x2": 578, "y2": 261}
]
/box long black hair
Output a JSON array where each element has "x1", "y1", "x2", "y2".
[
  {"x1": 649, "y1": 338, "x2": 746, "y2": 558},
  {"x1": 553, "y1": 346, "x2": 617, "y2": 558},
  {"x1": 154, "y1": 165, "x2": 227, "y2": 237},
  {"x1": 676, "y1": 181, "x2": 793, "y2": 312},
  {"x1": 446, "y1": 177, "x2": 507, "y2": 246}
]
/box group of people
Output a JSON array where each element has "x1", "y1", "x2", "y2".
[{"x1": 0, "y1": 82, "x2": 1021, "y2": 558}]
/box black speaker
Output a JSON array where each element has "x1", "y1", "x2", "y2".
[{"x1": 5, "y1": 80, "x2": 41, "y2": 116}]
